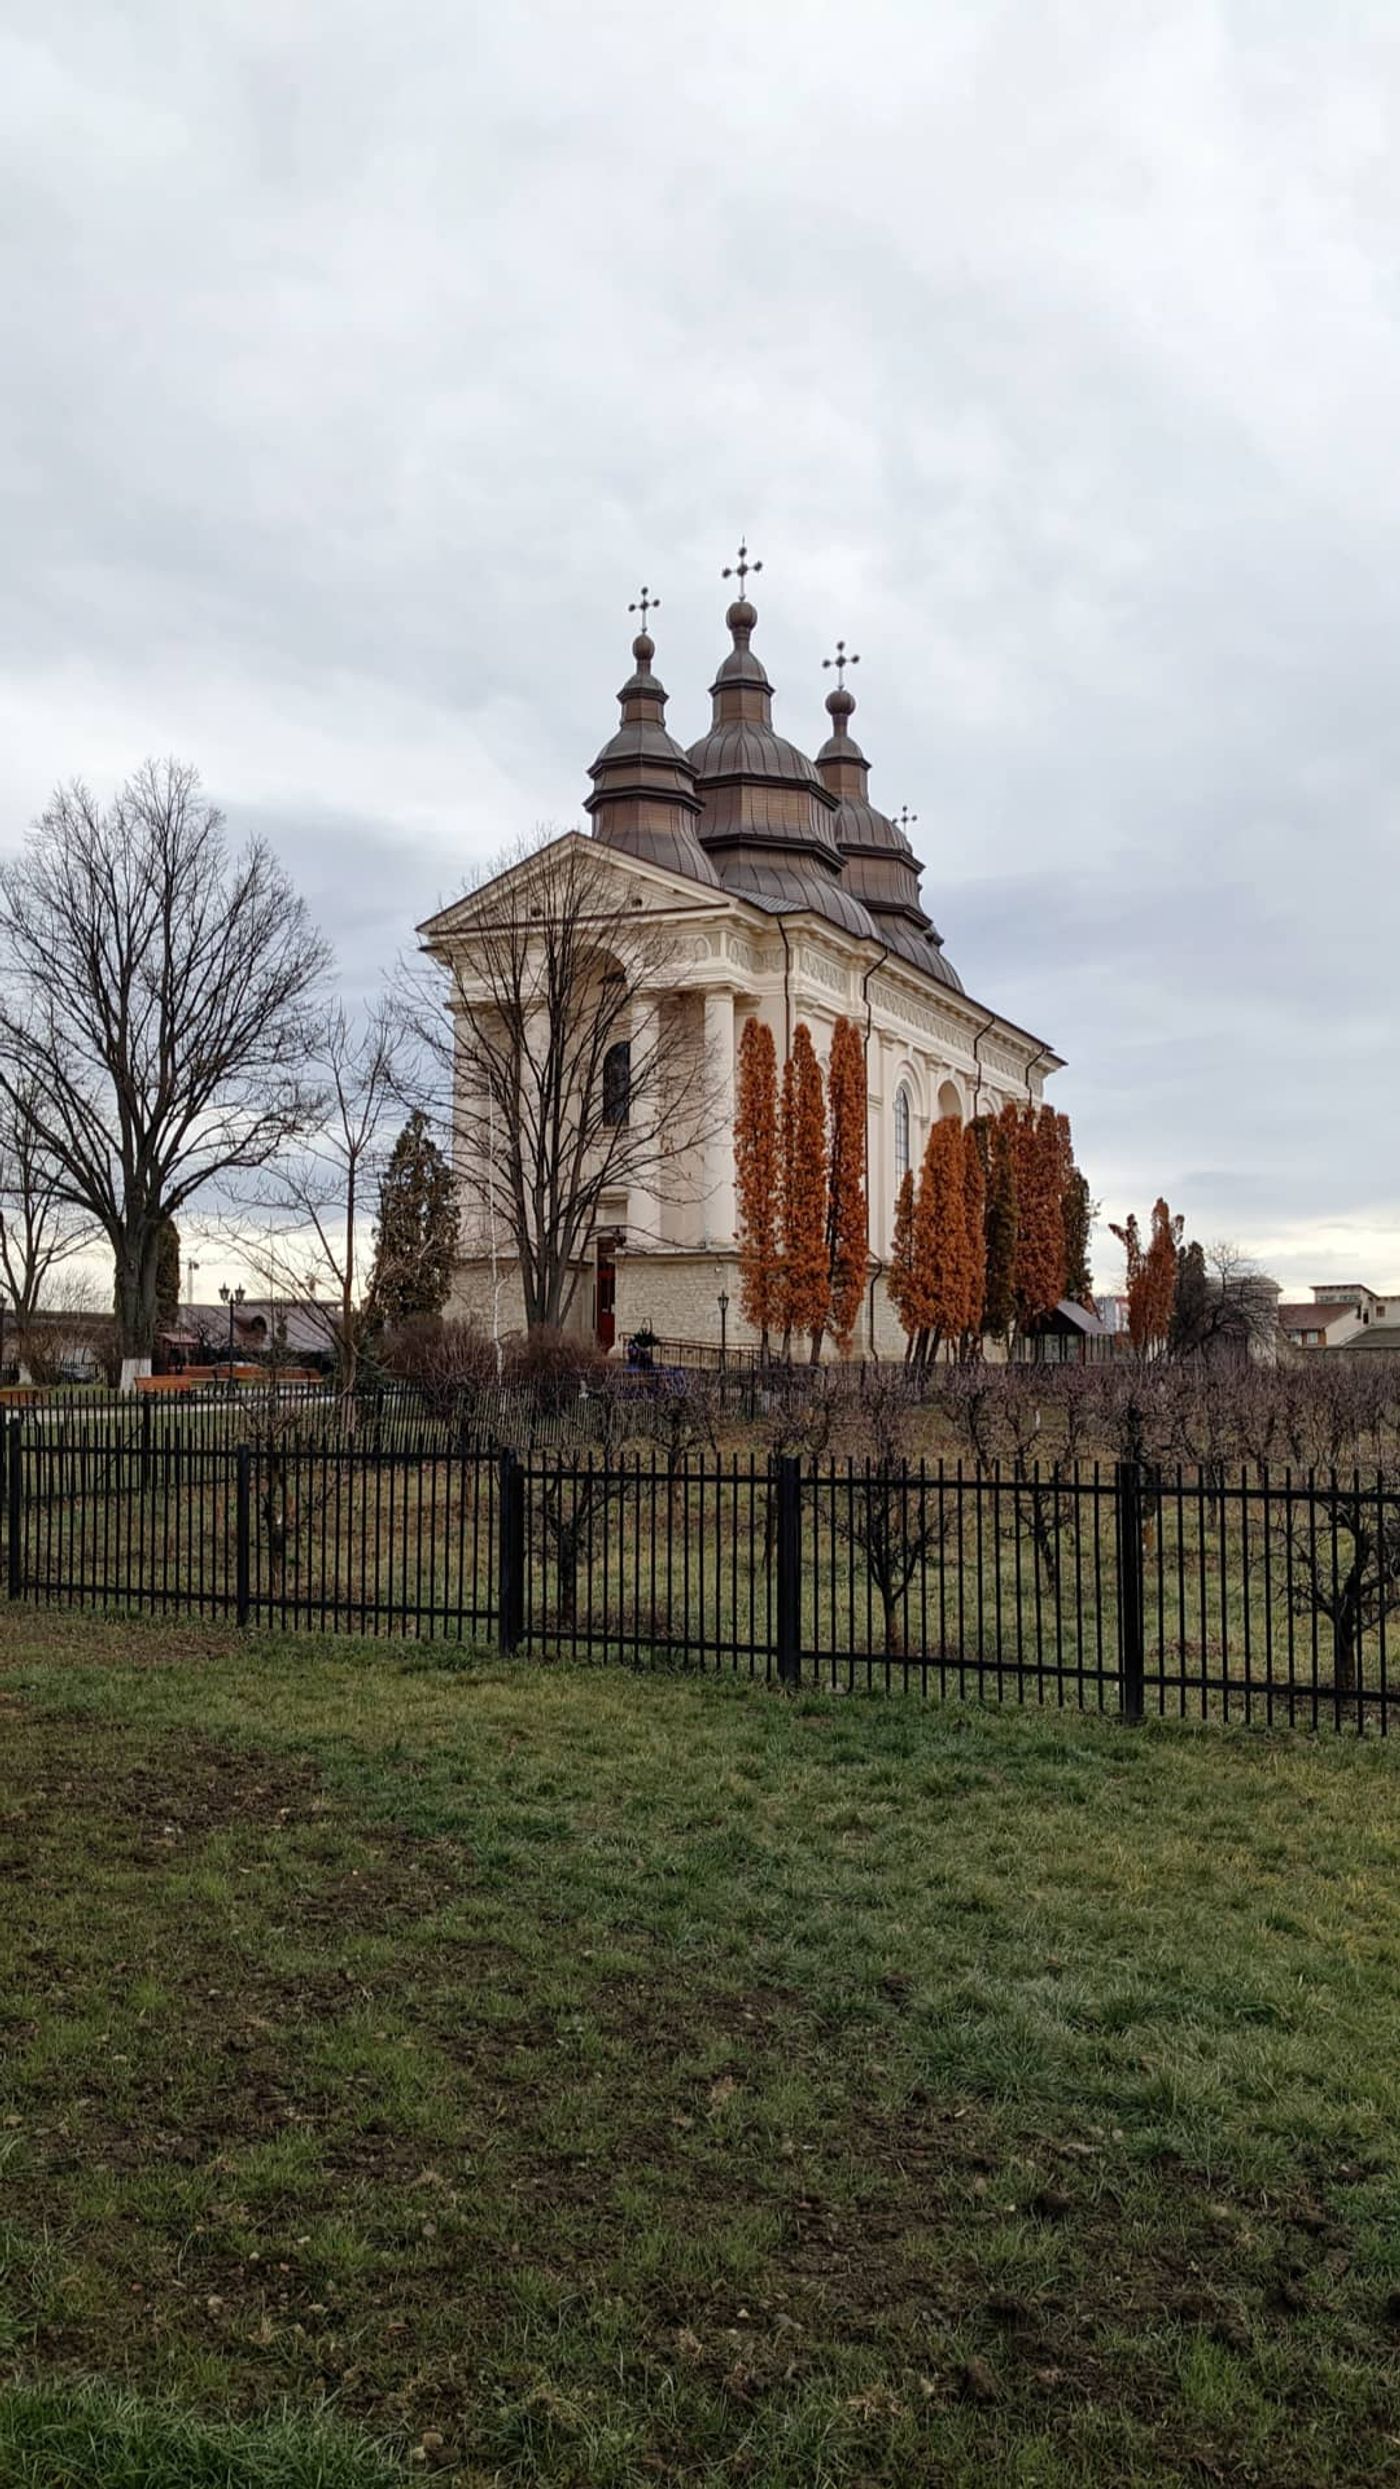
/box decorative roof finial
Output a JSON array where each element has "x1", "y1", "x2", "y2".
[
  {"x1": 722, "y1": 538, "x2": 762, "y2": 596},
  {"x1": 628, "y1": 585, "x2": 659, "y2": 632},
  {"x1": 895, "y1": 805, "x2": 918, "y2": 835},
  {"x1": 822, "y1": 638, "x2": 860, "y2": 692}
]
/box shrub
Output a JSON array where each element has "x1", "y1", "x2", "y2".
[{"x1": 503, "y1": 1326, "x2": 609, "y2": 1413}]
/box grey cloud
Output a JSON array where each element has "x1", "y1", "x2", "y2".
[{"x1": 1, "y1": 0, "x2": 1397, "y2": 1294}]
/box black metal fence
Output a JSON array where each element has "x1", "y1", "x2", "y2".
[{"x1": 3, "y1": 1424, "x2": 1395, "y2": 1732}]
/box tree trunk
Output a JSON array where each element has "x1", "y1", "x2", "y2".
[
  {"x1": 114, "y1": 1225, "x2": 159, "y2": 1386},
  {"x1": 881, "y1": 1582, "x2": 903, "y2": 1656},
  {"x1": 1333, "y1": 1557, "x2": 1365, "y2": 1698}
]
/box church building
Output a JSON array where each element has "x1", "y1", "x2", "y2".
[{"x1": 418, "y1": 551, "x2": 1062, "y2": 1357}]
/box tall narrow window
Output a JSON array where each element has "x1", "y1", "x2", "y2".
[
  {"x1": 893, "y1": 1083, "x2": 911, "y2": 1184},
  {"x1": 602, "y1": 1040, "x2": 631, "y2": 1128}
]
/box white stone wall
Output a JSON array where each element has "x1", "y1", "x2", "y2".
[{"x1": 428, "y1": 841, "x2": 1058, "y2": 1360}]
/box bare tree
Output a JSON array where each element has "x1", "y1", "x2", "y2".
[
  {"x1": 415, "y1": 833, "x2": 720, "y2": 1333},
  {"x1": 9, "y1": 1267, "x2": 112, "y2": 1387},
  {"x1": 1171, "y1": 1238, "x2": 1279, "y2": 1366},
  {"x1": 236, "y1": 999, "x2": 404, "y2": 1418},
  {"x1": 952, "y1": 1365, "x2": 1099, "y2": 1594},
  {"x1": 0, "y1": 1080, "x2": 101, "y2": 1330},
  {"x1": 0, "y1": 762, "x2": 330, "y2": 1383},
  {"x1": 828, "y1": 1371, "x2": 961, "y2": 1656}
]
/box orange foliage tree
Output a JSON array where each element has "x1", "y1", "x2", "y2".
[
  {"x1": 906, "y1": 1115, "x2": 974, "y2": 1365},
  {"x1": 1109, "y1": 1198, "x2": 1183, "y2": 1357},
  {"x1": 1007, "y1": 1101, "x2": 1067, "y2": 1336},
  {"x1": 825, "y1": 1016, "x2": 868, "y2": 1355},
  {"x1": 779, "y1": 1022, "x2": 829, "y2": 1361},
  {"x1": 733, "y1": 1016, "x2": 780, "y2": 1357}
]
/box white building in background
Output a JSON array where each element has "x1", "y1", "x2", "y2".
[
  {"x1": 1281, "y1": 1284, "x2": 1400, "y2": 1354},
  {"x1": 420, "y1": 561, "x2": 1063, "y2": 1357}
]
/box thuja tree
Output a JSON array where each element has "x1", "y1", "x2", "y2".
[
  {"x1": 914, "y1": 1117, "x2": 977, "y2": 1365},
  {"x1": 887, "y1": 1170, "x2": 918, "y2": 1348},
  {"x1": 1008, "y1": 1102, "x2": 1067, "y2": 1338},
  {"x1": 1060, "y1": 1126, "x2": 1095, "y2": 1308},
  {"x1": 734, "y1": 1016, "x2": 781, "y2": 1360},
  {"x1": 1111, "y1": 1199, "x2": 1183, "y2": 1359},
  {"x1": 0, "y1": 761, "x2": 328, "y2": 1380},
  {"x1": 780, "y1": 1022, "x2": 828, "y2": 1363},
  {"x1": 370, "y1": 1110, "x2": 460, "y2": 1329},
  {"x1": 962, "y1": 1122, "x2": 986, "y2": 1348},
  {"x1": 893, "y1": 1116, "x2": 982, "y2": 1368},
  {"x1": 825, "y1": 1016, "x2": 868, "y2": 1356},
  {"x1": 975, "y1": 1112, "x2": 1017, "y2": 1346}
]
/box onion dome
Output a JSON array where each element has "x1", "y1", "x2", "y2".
[
  {"x1": 815, "y1": 668, "x2": 964, "y2": 991},
  {"x1": 686, "y1": 552, "x2": 878, "y2": 940},
  {"x1": 585, "y1": 595, "x2": 720, "y2": 887}
]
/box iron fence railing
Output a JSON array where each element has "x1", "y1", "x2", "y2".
[{"x1": 4, "y1": 1424, "x2": 1395, "y2": 1732}]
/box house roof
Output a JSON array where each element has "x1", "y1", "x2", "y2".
[
  {"x1": 1277, "y1": 1302, "x2": 1355, "y2": 1331},
  {"x1": 187, "y1": 1301, "x2": 340, "y2": 1355}
]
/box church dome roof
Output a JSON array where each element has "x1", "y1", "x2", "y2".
[
  {"x1": 812, "y1": 671, "x2": 964, "y2": 989},
  {"x1": 585, "y1": 605, "x2": 720, "y2": 887},
  {"x1": 688, "y1": 560, "x2": 879, "y2": 942},
  {"x1": 687, "y1": 714, "x2": 830, "y2": 791}
]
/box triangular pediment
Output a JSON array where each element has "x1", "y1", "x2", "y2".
[{"x1": 417, "y1": 831, "x2": 730, "y2": 946}]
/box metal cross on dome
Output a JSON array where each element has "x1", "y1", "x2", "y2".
[
  {"x1": 822, "y1": 638, "x2": 861, "y2": 689},
  {"x1": 722, "y1": 539, "x2": 763, "y2": 593},
  {"x1": 895, "y1": 805, "x2": 918, "y2": 834},
  {"x1": 628, "y1": 586, "x2": 659, "y2": 629}
]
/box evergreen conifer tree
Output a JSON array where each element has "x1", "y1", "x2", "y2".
[
  {"x1": 888, "y1": 1169, "x2": 918, "y2": 1359},
  {"x1": 734, "y1": 1017, "x2": 781, "y2": 1358},
  {"x1": 825, "y1": 1017, "x2": 868, "y2": 1356},
  {"x1": 962, "y1": 1122, "x2": 986, "y2": 1349},
  {"x1": 369, "y1": 1112, "x2": 460, "y2": 1330},
  {"x1": 981, "y1": 1115, "x2": 1018, "y2": 1344}
]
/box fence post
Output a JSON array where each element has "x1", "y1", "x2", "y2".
[
  {"x1": 235, "y1": 1445, "x2": 251, "y2": 1628},
  {"x1": 6, "y1": 1417, "x2": 22, "y2": 1600},
  {"x1": 1115, "y1": 1458, "x2": 1145, "y2": 1722},
  {"x1": 775, "y1": 1454, "x2": 802, "y2": 1687},
  {"x1": 498, "y1": 1450, "x2": 525, "y2": 1654}
]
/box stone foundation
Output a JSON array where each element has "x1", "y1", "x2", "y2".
[{"x1": 445, "y1": 1251, "x2": 936, "y2": 1362}]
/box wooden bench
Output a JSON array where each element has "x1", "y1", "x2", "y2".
[
  {"x1": 135, "y1": 1373, "x2": 201, "y2": 1396},
  {"x1": 0, "y1": 1384, "x2": 43, "y2": 1407}
]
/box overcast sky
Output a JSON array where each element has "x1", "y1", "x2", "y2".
[{"x1": 3, "y1": 0, "x2": 1398, "y2": 1299}]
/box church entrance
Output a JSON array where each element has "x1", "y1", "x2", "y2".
[{"x1": 594, "y1": 1257, "x2": 616, "y2": 1351}]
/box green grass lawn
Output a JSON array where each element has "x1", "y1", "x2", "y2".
[{"x1": 0, "y1": 1614, "x2": 1397, "y2": 2487}]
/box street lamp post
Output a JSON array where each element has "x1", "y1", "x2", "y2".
[
  {"x1": 717, "y1": 1287, "x2": 729, "y2": 1374},
  {"x1": 218, "y1": 1282, "x2": 245, "y2": 1372}
]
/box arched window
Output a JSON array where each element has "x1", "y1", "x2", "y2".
[
  {"x1": 602, "y1": 1040, "x2": 631, "y2": 1128},
  {"x1": 937, "y1": 1078, "x2": 963, "y2": 1123},
  {"x1": 893, "y1": 1083, "x2": 911, "y2": 1185}
]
